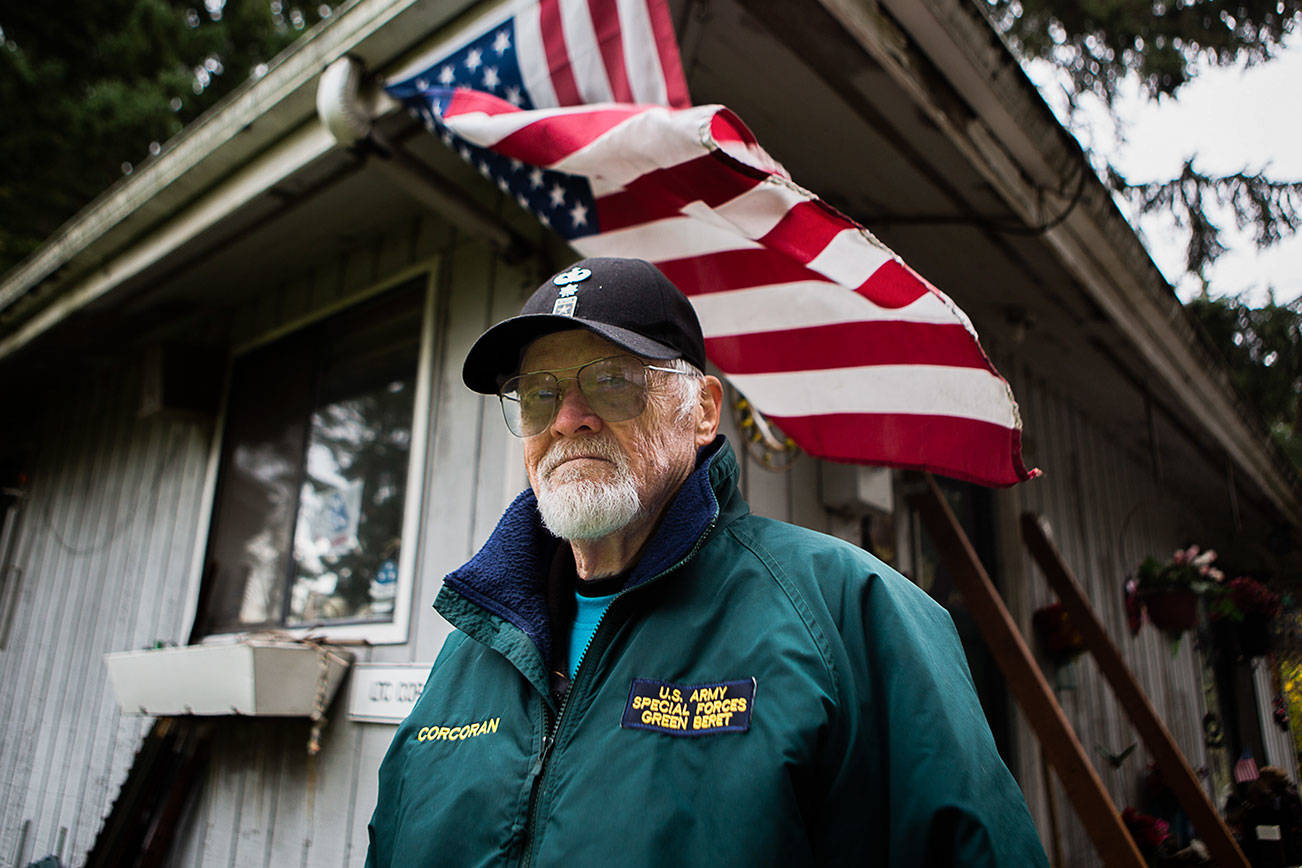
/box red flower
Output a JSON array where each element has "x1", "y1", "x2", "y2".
[
  {"x1": 1122, "y1": 807, "x2": 1170, "y2": 850},
  {"x1": 1227, "y1": 577, "x2": 1281, "y2": 618}
]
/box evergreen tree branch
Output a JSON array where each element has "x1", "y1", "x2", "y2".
[
  {"x1": 985, "y1": 0, "x2": 1302, "y2": 104},
  {"x1": 1109, "y1": 159, "x2": 1302, "y2": 277}
]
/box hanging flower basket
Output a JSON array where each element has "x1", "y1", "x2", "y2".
[
  {"x1": 1139, "y1": 588, "x2": 1200, "y2": 635},
  {"x1": 1032, "y1": 602, "x2": 1087, "y2": 664},
  {"x1": 1210, "y1": 577, "x2": 1281, "y2": 659},
  {"x1": 1130, "y1": 546, "x2": 1224, "y2": 639}
]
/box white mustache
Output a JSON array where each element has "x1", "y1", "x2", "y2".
[{"x1": 539, "y1": 436, "x2": 627, "y2": 479}]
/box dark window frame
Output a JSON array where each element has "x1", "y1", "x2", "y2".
[{"x1": 191, "y1": 274, "x2": 434, "y2": 645}]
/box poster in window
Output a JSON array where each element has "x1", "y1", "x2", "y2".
[{"x1": 299, "y1": 479, "x2": 364, "y2": 560}]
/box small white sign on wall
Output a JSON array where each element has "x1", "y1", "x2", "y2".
[{"x1": 348, "y1": 662, "x2": 432, "y2": 723}]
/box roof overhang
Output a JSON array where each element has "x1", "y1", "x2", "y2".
[{"x1": 0, "y1": 0, "x2": 483, "y2": 358}]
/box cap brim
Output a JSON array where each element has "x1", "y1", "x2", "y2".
[{"x1": 462, "y1": 313, "x2": 680, "y2": 394}]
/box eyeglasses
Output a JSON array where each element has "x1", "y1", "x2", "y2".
[{"x1": 498, "y1": 355, "x2": 688, "y2": 437}]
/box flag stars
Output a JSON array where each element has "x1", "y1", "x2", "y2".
[
  {"x1": 478, "y1": 160, "x2": 492, "y2": 178},
  {"x1": 498, "y1": 176, "x2": 511, "y2": 192},
  {"x1": 438, "y1": 64, "x2": 456, "y2": 85},
  {"x1": 549, "y1": 183, "x2": 566, "y2": 208},
  {"x1": 492, "y1": 29, "x2": 511, "y2": 55},
  {"x1": 504, "y1": 85, "x2": 523, "y2": 106},
  {"x1": 458, "y1": 145, "x2": 472, "y2": 161},
  {"x1": 482, "y1": 66, "x2": 500, "y2": 90},
  {"x1": 416, "y1": 77, "x2": 429, "y2": 91},
  {"x1": 465, "y1": 48, "x2": 482, "y2": 72},
  {"x1": 509, "y1": 157, "x2": 523, "y2": 172},
  {"x1": 528, "y1": 167, "x2": 544, "y2": 188},
  {"x1": 569, "y1": 202, "x2": 588, "y2": 227}
]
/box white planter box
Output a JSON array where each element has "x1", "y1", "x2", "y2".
[{"x1": 105, "y1": 640, "x2": 352, "y2": 716}]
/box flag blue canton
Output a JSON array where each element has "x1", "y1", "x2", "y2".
[
  {"x1": 387, "y1": 22, "x2": 533, "y2": 108},
  {"x1": 388, "y1": 22, "x2": 598, "y2": 240}
]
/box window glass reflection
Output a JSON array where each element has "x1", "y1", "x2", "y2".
[
  {"x1": 289, "y1": 379, "x2": 415, "y2": 624},
  {"x1": 199, "y1": 279, "x2": 424, "y2": 636}
]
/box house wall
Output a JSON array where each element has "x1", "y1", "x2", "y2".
[
  {"x1": 0, "y1": 364, "x2": 213, "y2": 866},
  {"x1": 1255, "y1": 658, "x2": 1296, "y2": 774},
  {"x1": 994, "y1": 355, "x2": 1281, "y2": 865}
]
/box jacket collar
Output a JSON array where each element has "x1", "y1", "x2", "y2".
[{"x1": 439, "y1": 436, "x2": 739, "y2": 668}]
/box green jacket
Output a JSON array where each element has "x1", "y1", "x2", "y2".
[{"x1": 367, "y1": 439, "x2": 1047, "y2": 866}]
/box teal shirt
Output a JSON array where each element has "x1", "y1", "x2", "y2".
[{"x1": 569, "y1": 591, "x2": 617, "y2": 678}]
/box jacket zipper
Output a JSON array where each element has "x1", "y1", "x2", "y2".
[{"x1": 519, "y1": 515, "x2": 719, "y2": 866}]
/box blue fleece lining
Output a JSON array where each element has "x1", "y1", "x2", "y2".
[
  {"x1": 443, "y1": 488, "x2": 553, "y2": 659},
  {"x1": 620, "y1": 440, "x2": 721, "y2": 591},
  {"x1": 441, "y1": 437, "x2": 727, "y2": 667}
]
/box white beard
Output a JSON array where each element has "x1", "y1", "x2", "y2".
[{"x1": 534, "y1": 439, "x2": 641, "y2": 540}]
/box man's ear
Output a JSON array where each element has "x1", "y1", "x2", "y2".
[{"x1": 695, "y1": 375, "x2": 724, "y2": 446}]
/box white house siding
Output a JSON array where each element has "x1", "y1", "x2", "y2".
[
  {"x1": 1254, "y1": 657, "x2": 1298, "y2": 774},
  {"x1": 996, "y1": 357, "x2": 1240, "y2": 866},
  {"x1": 0, "y1": 364, "x2": 213, "y2": 867}
]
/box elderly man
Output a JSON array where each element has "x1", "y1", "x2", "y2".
[{"x1": 366, "y1": 258, "x2": 1048, "y2": 866}]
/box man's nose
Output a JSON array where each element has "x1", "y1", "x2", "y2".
[{"x1": 551, "y1": 383, "x2": 604, "y2": 436}]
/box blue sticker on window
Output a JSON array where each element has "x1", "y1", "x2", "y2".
[{"x1": 621, "y1": 678, "x2": 756, "y2": 736}]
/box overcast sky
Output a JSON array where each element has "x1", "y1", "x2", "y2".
[{"x1": 1026, "y1": 32, "x2": 1302, "y2": 306}]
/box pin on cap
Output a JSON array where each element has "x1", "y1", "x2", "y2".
[
  {"x1": 550, "y1": 265, "x2": 591, "y2": 316},
  {"x1": 462, "y1": 258, "x2": 707, "y2": 394}
]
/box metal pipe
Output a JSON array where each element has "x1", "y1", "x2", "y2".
[{"x1": 316, "y1": 56, "x2": 531, "y2": 257}]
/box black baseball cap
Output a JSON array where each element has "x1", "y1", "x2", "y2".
[{"x1": 462, "y1": 257, "x2": 707, "y2": 394}]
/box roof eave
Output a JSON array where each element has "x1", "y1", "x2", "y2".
[{"x1": 0, "y1": 0, "x2": 478, "y2": 360}]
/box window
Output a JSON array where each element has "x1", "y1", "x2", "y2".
[{"x1": 195, "y1": 277, "x2": 429, "y2": 642}]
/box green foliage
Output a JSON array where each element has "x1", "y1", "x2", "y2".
[
  {"x1": 985, "y1": 0, "x2": 1302, "y2": 286},
  {"x1": 1136, "y1": 545, "x2": 1223, "y2": 593},
  {"x1": 1109, "y1": 159, "x2": 1302, "y2": 279},
  {"x1": 985, "y1": 0, "x2": 1302, "y2": 105},
  {"x1": 0, "y1": 0, "x2": 334, "y2": 275},
  {"x1": 1187, "y1": 292, "x2": 1302, "y2": 467}
]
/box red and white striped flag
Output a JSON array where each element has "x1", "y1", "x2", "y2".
[
  {"x1": 387, "y1": 1, "x2": 1036, "y2": 486},
  {"x1": 385, "y1": 0, "x2": 689, "y2": 112}
]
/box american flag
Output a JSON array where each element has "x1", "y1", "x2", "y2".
[
  {"x1": 385, "y1": 0, "x2": 689, "y2": 111},
  {"x1": 387, "y1": 3, "x2": 1037, "y2": 487}
]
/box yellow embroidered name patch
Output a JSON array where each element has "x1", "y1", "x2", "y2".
[
  {"x1": 621, "y1": 678, "x2": 756, "y2": 736},
  {"x1": 415, "y1": 717, "x2": 500, "y2": 743}
]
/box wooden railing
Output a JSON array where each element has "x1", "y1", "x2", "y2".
[{"x1": 910, "y1": 473, "x2": 1248, "y2": 867}]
